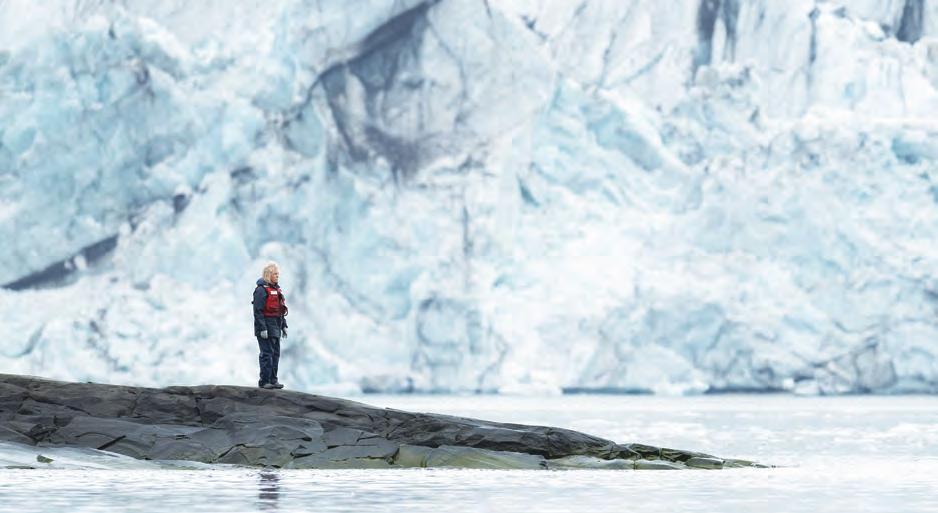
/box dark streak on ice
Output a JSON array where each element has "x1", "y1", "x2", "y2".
[
  {"x1": 693, "y1": 0, "x2": 739, "y2": 75},
  {"x1": 2, "y1": 236, "x2": 119, "y2": 290},
  {"x1": 320, "y1": 1, "x2": 439, "y2": 182},
  {"x1": 897, "y1": 0, "x2": 924, "y2": 43}
]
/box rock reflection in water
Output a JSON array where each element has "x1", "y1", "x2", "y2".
[{"x1": 258, "y1": 472, "x2": 280, "y2": 510}]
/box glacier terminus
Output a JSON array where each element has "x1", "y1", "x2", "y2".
[{"x1": 1, "y1": 0, "x2": 938, "y2": 395}]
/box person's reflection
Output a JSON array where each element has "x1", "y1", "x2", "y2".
[{"x1": 258, "y1": 471, "x2": 281, "y2": 511}]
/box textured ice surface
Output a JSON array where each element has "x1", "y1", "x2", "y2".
[{"x1": 2, "y1": 0, "x2": 938, "y2": 393}]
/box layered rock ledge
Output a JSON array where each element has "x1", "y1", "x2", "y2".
[{"x1": 0, "y1": 375, "x2": 766, "y2": 470}]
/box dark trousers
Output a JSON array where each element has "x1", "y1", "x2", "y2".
[{"x1": 257, "y1": 336, "x2": 281, "y2": 385}]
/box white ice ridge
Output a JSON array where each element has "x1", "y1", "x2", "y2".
[{"x1": 1, "y1": 0, "x2": 938, "y2": 394}]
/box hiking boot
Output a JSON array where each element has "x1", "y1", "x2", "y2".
[
  {"x1": 261, "y1": 383, "x2": 278, "y2": 390},
  {"x1": 270, "y1": 382, "x2": 285, "y2": 389}
]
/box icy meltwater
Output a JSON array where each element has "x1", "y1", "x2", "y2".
[{"x1": 1, "y1": 395, "x2": 937, "y2": 513}]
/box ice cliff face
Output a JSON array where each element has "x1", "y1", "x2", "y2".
[{"x1": 2, "y1": 0, "x2": 938, "y2": 394}]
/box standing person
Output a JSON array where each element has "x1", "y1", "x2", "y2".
[{"x1": 253, "y1": 262, "x2": 288, "y2": 389}]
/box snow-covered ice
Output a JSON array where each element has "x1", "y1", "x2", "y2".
[{"x1": 1, "y1": 0, "x2": 938, "y2": 394}]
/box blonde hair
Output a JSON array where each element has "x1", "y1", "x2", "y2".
[{"x1": 261, "y1": 262, "x2": 280, "y2": 283}]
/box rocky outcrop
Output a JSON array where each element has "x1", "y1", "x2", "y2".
[{"x1": 0, "y1": 375, "x2": 765, "y2": 470}]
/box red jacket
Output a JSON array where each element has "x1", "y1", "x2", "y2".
[
  {"x1": 253, "y1": 279, "x2": 288, "y2": 336},
  {"x1": 261, "y1": 285, "x2": 287, "y2": 317}
]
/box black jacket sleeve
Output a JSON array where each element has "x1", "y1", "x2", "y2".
[
  {"x1": 280, "y1": 288, "x2": 288, "y2": 330},
  {"x1": 253, "y1": 286, "x2": 267, "y2": 335}
]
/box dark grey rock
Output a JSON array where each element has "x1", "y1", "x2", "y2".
[
  {"x1": 319, "y1": 438, "x2": 398, "y2": 460},
  {"x1": 686, "y1": 456, "x2": 724, "y2": 469},
  {"x1": 392, "y1": 444, "x2": 434, "y2": 467},
  {"x1": 634, "y1": 459, "x2": 685, "y2": 470},
  {"x1": 131, "y1": 390, "x2": 201, "y2": 424},
  {"x1": 0, "y1": 425, "x2": 33, "y2": 445},
  {"x1": 147, "y1": 438, "x2": 216, "y2": 462},
  {"x1": 285, "y1": 453, "x2": 395, "y2": 469},
  {"x1": 0, "y1": 383, "x2": 27, "y2": 421},
  {"x1": 0, "y1": 374, "x2": 767, "y2": 470},
  {"x1": 547, "y1": 455, "x2": 635, "y2": 470},
  {"x1": 421, "y1": 445, "x2": 546, "y2": 469}
]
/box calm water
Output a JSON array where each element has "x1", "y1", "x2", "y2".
[{"x1": 2, "y1": 395, "x2": 937, "y2": 513}]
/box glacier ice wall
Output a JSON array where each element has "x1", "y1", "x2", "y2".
[{"x1": 2, "y1": 0, "x2": 938, "y2": 394}]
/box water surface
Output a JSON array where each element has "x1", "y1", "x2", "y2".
[{"x1": 2, "y1": 395, "x2": 936, "y2": 513}]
